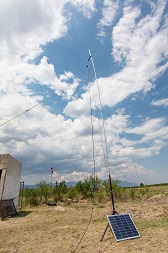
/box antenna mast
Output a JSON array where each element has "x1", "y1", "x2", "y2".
[{"x1": 88, "y1": 49, "x2": 117, "y2": 215}]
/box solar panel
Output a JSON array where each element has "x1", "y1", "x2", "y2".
[{"x1": 107, "y1": 214, "x2": 140, "y2": 242}]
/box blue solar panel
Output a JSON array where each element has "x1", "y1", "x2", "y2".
[{"x1": 107, "y1": 214, "x2": 140, "y2": 242}]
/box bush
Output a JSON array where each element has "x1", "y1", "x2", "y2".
[
  {"x1": 37, "y1": 181, "x2": 51, "y2": 204},
  {"x1": 102, "y1": 179, "x2": 121, "y2": 200},
  {"x1": 75, "y1": 174, "x2": 102, "y2": 199},
  {"x1": 95, "y1": 189, "x2": 107, "y2": 203},
  {"x1": 129, "y1": 188, "x2": 136, "y2": 200},
  {"x1": 53, "y1": 180, "x2": 68, "y2": 203},
  {"x1": 67, "y1": 187, "x2": 78, "y2": 199},
  {"x1": 24, "y1": 188, "x2": 39, "y2": 206}
]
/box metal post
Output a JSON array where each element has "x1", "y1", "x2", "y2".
[
  {"x1": 19, "y1": 181, "x2": 24, "y2": 210},
  {"x1": 50, "y1": 167, "x2": 54, "y2": 188},
  {"x1": 109, "y1": 174, "x2": 118, "y2": 215}
]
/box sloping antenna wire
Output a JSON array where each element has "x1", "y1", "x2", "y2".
[
  {"x1": 88, "y1": 49, "x2": 110, "y2": 175},
  {"x1": 91, "y1": 79, "x2": 109, "y2": 177}
]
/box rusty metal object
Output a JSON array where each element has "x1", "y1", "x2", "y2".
[{"x1": 0, "y1": 198, "x2": 17, "y2": 220}]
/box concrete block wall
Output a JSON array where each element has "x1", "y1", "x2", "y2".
[{"x1": 0, "y1": 154, "x2": 22, "y2": 209}]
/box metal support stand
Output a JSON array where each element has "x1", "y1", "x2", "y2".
[
  {"x1": 100, "y1": 174, "x2": 118, "y2": 242},
  {"x1": 100, "y1": 223, "x2": 110, "y2": 241}
]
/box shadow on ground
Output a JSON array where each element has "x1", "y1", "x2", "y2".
[{"x1": 12, "y1": 210, "x2": 33, "y2": 218}]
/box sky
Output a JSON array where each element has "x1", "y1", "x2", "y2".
[{"x1": 0, "y1": 0, "x2": 168, "y2": 185}]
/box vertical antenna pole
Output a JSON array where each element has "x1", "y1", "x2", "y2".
[{"x1": 109, "y1": 174, "x2": 117, "y2": 214}]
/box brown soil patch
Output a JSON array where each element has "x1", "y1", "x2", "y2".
[{"x1": 0, "y1": 195, "x2": 168, "y2": 253}]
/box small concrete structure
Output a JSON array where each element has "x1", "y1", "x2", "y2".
[{"x1": 0, "y1": 154, "x2": 22, "y2": 209}]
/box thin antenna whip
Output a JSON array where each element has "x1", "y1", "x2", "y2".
[{"x1": 88, "y1": 49, "x2": 110, "y2": 175}]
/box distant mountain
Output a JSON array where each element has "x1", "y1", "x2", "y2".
[
  {"x1": 24, "y1": 184, "x2": 38, "y2": 189},
  {"x1": 66, "y1": 182, "x2": 78, "y2": 187},
  {"x1": 24, "y1": 180, "x2": 137, "y2": 189},
  {"x1": 119, "y1": 181, "x2": 137, "y2": 187},
  {"x1": 66, "y1": 181, "x2": 137, "y2": 188},
  {"x1": 24, "y1": 182, "x2": 77, "y2": 189}
]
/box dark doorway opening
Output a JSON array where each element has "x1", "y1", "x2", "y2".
[{"x1": 0, "y1": 169, "x2": 2, "y2": 181}]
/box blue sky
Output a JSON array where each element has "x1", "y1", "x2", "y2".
[{"x1": 0, "y1": 0, "x2": 168, "y2": 185}]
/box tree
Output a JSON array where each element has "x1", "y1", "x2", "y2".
[
  {"x1": 102, "y1": 179, "x2": 121, "y2": 199},
  {"x1": 75, "y1": 174, "x2": 101, "y2": 199},
  {"x1": 53, "y1": 180, "x2": 68, "y2": 202},
  {"x1": 24, "y1": 188, "x2": 39, "y2": 206},
  {"x1": 67, "y1": 186, "x2": 77, "y2": 199},
  {"x1": 58, "y1": 180, "x2": 68, "y2": 194},
  {"x1": 140, "y1": 182, "x2": 144, "y2": 188},
  {"x1": 85, "y1": 174, "x2": 101, "y2": 193},
  {"x1": 37, "y1": 181, "x2": 51, "y2": 204}
]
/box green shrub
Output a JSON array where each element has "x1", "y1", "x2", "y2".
[
  {"x1": 24, "y1": 188, "x2": 39, "y2": 206},
  {"x1": 129, "y1": 188, "x2": 136, "y2": 200},
  {"x1": 37, "y1": 181, "x2": 51, "y2": 204}
]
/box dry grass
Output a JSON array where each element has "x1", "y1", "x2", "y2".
[{"x1": 0, "y1": 192, "x2": 168, "y2": 253}]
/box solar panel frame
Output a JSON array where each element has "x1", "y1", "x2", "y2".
[{"x1": 107, "y1": 213, "x2": 140, "y2": 242}]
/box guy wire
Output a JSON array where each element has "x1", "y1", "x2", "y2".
[
  {"x1": 91, "y1": 79, "x2": 109, "y2": 177},
  {"x1": 0, "y1": 84, "x2": 77, "y2": 127},
  {"x1": 65, "y1": 92, "x2": 90, "y2": 173}
]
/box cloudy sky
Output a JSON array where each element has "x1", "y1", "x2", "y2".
[{"x1": 0, "y1": 0, "x2": 168, "y2": 185}]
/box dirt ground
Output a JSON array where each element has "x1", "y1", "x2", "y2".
[{"x1": 0, "y1": 193, "x2": 168, "y2": 253}]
